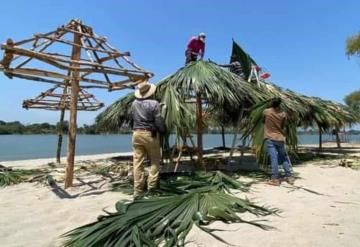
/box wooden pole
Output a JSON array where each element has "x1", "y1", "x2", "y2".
[
  {"x1": 56, "y1": 108, "x2": 65, "y2": 163},
  {"x1": 335, "y1": 126, "x2": 341, "y2": 148},
  {"x1": 196, "y1": 93, "x2": 204, "y2": 169},
  {"x1": 228, "y1": 109, "x2": 243, "y2": 162},
  {"x1": 318, "y1": 126, "x2": 322, "y2": 152},
  {"x1": 64, "y1": 31, "x2": 82, "y2": 188},
  {"x1": 221, "y1": 125, "x2": 226, "y2": 149}
]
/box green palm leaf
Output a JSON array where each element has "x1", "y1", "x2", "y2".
[
  {"x1": 0, "y1": 167, "x2": 47, "y2": 187},
  {"x1": 63, "y1": 171, "x2": 277, "y2": 247}
]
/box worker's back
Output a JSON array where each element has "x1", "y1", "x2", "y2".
[
  {"x1": 263, "y1": 107, "x2": 286, "y2": 142},
  {"x1": 132, "y1": 99, "x2": 164, "y2": 133}
]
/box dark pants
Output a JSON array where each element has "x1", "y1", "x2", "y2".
[
  {"x1": 185, "y1": 49, "x2": 198, "y2": 64},
  {"x1": 265, "y1": 139, "x2": 292, "y2": 179}
]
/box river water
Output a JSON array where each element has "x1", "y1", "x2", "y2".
[{"x1": 0, "y1": 134, "x2": 359, "y2": 161}]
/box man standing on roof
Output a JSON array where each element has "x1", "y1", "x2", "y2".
[
  {"x1": 263, "y1": 98, "x2": 295, "y2": 186},
  {"x1": 185, "y1": 33, "x2": 206, "y2": 64},
  {"x1": 132, "y1": 82, "x2": 165, "y2": 199}
]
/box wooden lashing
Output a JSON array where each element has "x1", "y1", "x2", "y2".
[{"x1": 0, "y1": 19, "x2": 153, "y2": 188}]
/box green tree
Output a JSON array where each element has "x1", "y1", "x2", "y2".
[
  {"x1": 346, "y1": 32, "x2": 360, "y2": 57},
  {"x1": 344, "y1": 90, "x2": 360, "y2": 112}
]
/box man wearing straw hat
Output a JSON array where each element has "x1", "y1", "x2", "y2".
[{"x1": 132, "y1": 82, "x2": 165, "y2": 199}]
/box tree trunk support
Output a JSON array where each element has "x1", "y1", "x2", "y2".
[
  {"x1": 196, "y1": 93, "x2": 204, "y2": 170},
  {"x1": 56, "y1": 108, "x2": 65, "y2": 163},
  {"x1": 221, "y1": 124, "x2": 226, "y2": 149},
  {"x1": 64, "y1": 32, "x2": 81, "y2": 188},
  {"x1": 318, "y1": 125, "x2": 322, "y2": 152},
  {"x1": 335, "y1": 126, "x2": 341, "y2": 149}
]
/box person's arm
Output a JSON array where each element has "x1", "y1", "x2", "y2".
[
  {"x1": 200, "y1": 43, "x2": 205, "y2": 59},
  {"x1": 154, "y1": 102, "x2": 165, "y2": 134}
]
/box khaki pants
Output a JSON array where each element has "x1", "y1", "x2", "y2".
[{"x1": 132, "y1": 130, "x2": 161, "y2": 196}]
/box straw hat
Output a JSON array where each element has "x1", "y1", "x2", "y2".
[{"x1": 134, "y1": 82, "x2": 156, "y2": 99}]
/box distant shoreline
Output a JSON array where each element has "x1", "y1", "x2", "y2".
[
  {"x1": 2, "y1": 142, "x2": 360, "y2": 168},
  {"x1": 1, "y1": 132, "x2": 360, "y2": 136}
]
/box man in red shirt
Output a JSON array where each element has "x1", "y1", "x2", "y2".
[{"x1": 185, "y1": 32, "x2": 206, "y2": 64}]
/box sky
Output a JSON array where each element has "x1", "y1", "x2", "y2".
[{"x1": 0, "y1": 0, "x2": 359, "y2": 125}]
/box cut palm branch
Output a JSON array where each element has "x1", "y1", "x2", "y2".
[
  {"x1": 0, "y1": 167, "x2": 48, "y2": 187},
  {"x1": 112, "y1": 171, "x2": 251, "y2": 195},
  {"x1": 63, "y1": 171, "x2": 277, "y2": 247}
]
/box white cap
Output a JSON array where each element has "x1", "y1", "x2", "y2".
[{"x1": 199, "y1": 32, "x2": 206, "y2": 37}]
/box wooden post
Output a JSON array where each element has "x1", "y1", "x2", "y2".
[
  {"x1": 64, "y1": 31, "x2": 82, "y2": 188},
  {"x1": 335, "y1": 126, "x2": 341, "y2": 149},
  {"x1": 228, "y1": 109, "x2": 243, "y2": 162},
  {"x1": 196, "y1": 93, "x2": 204, "y2": 169},
  {"x1": 318, "y1": 126, "x2": 322, "y2": 152},
  {"x1": 56, "y1": 108, "x2": 65, "y2": 163},
  {"x1": 221, "y1": 125, "x2": 226, "y2": 149}
]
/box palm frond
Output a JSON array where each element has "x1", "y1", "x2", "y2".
[
  {"x1": 63, "y1": 171, "x2": 277, "y2": 247},
  {"x1": 0, "y1": 168, "x2": 47, "y2": 187},
  {"x1": 112, "y1": 171, "x2": 251, "y2": 195},
  {"x1": 96, "y1": 93, "x2": 136, "y2": 132}
]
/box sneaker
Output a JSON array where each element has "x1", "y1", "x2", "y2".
[
  {"x1": 267, "y1": 179, "x2": 281, "y2": 186},
  {"x1": 285, "y1": 176, "x2": 295, "y2": 185}
]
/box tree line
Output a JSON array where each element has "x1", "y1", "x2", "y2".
[{"x1": 0, "y1": 120, "x2": 132, "y2": 135}]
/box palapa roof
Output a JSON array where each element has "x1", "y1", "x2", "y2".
[
  {"x1": 0, "y1": 19, "x2": 153, "y2": 91},
  {"x1": 23, "y1": 85, "x2": 103, "y2": 111}
]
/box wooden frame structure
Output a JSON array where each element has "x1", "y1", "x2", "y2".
[
  {"x1": 23, "y1": 84, "x2": 104, "y2": 164},
  {"x1": 0, "y1": 19, "x2": 153, "y2": 188},
  {"x1": 23, "y1": 85, "x2": 104, "y2": 111}
]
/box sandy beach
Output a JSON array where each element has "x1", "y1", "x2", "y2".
[{"x1": 0, "y1": 144, "x2": 359, "y2": 247}]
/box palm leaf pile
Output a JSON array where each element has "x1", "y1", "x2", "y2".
[
  {"x1": 112, "y1": 171, "x2": 250, "y2": 195},
  {"x1": 0, "y1": 165, "x2": 47, "y2": 187},
  {"x1": 63, "y1": 171, "x2": 277, "y2": 247}
]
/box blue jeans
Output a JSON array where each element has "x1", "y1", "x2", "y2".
[{"x1": 265, "y1": 139, "x2": 292, "y2": 179}]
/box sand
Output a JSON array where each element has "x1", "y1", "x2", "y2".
[{"x1": 0, "y1": 146, "x2": 359, "y2": 247}]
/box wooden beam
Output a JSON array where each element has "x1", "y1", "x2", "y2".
[
  {"x1": 196, "y1": 92, "x2": 204, "y2": 170},
  {"x1": 13, "y1": 29, "x2": 58, "y2": 46},
  {"x1": 33, "y1": 34, "x2": 120, "y2": 55},
  {"x1": 62, "y1": 27, "x2": 107, "y2": 43},
  {"x1": 65, "y1": 32, "x2": 82, "y2": 189},
  {"x1": 3, "y1": 45, "x2": 150, "y2": 77},
  {"x1": 56, "y1": 109, "x2": 65, "y2": 163},
  {"x1": 15, "y1": 30, "x2": 66, "y2": 69}
]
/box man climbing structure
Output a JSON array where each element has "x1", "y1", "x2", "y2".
[{"x1": 185, "y1": 32, "x2": 206, "y2": 64}]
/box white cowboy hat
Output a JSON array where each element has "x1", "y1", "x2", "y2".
[{"x1": 134, "y1": 82, "x2": 157, "y2": 99}]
